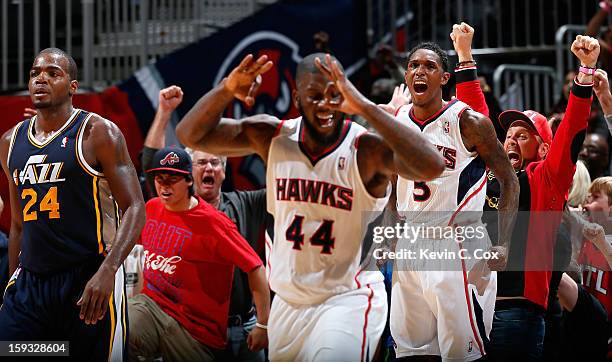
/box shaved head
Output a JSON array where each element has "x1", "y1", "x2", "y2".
[
  {"x1": 36, "y1": 48, "x2": 77, "y2": 81},
  {"x1": 296, "y1": 53, "x2": 343, "y2": 86}
]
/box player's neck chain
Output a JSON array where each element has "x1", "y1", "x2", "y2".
[{"x1": 486, "y1": 195, "x2": 499, "y2": 210}]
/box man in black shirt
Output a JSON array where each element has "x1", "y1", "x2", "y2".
[{"x1": 453, "y1": 28, "x2": 597, "y2": 361}]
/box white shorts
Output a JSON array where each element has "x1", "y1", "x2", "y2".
[
  {"x1": 390, "y1": 267, "x2": 496, "y2": 362},
  {"x1": 268, "y1": 282, "x2": 387, "y2": 362}
]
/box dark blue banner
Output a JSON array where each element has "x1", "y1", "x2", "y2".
[{"x1": 119, "y1": 0, "x2": 367, "y2": 189}]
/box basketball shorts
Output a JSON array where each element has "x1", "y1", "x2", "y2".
[
  {"x1": 268, "y1": 282, "x2": 387, "y2": 362},
  {"x1": 0, "y1": 259, "x2": 127, "y2": 361},
  {"x1": 391, "y1": 261, "x2": 496, "y2": 361}
]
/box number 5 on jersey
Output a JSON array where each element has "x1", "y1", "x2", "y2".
[
  {"x1": 285, "y1": 215, "x2": 335, "y2": 254},
  {"x1": 413, "y1": 181, "x2": 431, "y2": 202}
]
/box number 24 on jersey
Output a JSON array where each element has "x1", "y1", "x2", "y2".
[{"x1": 21, "y1": 187, "x2": 60, "y2": 221}]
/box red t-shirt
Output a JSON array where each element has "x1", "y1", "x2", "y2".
[
  {"x1": 578, "y1": 237, "x2": 612, "y2": 358},
  {"x1": 139, "y1": 196, "x2": 262, "y2": 349},
  {"x1": 579, "y1": 238, "x2": 612, "y2": 314}
]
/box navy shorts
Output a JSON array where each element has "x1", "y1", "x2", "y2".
[{"x1": 0, "y1": 259, "x2": 127, "y2": 361}]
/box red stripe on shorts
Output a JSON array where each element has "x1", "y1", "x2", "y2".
[
  {"x1": 360, "y1": 284, "x2": 374, "y2": 362},
  {"x1": 459, "y1": 244, "x2": 485, "y2": 356}
]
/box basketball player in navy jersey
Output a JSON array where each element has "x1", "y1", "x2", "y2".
[
  {"x1": 0, "y1": 48, "x2": 145, "y2": 361},
  {"x1": 176, "y1": 53, "x2": 444, "y2": 361}
]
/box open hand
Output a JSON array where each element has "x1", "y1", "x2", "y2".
[
  {"x1": 77, "y1": 266, "x2": 115, "y2": 325},
  {"x1": 224, "y1": 54, "x2": 274, "y2": 107},
  {"x1": 380, "y1": 83, "x2": 411, "y2": 114},
  {"x1": 247, "y1": 325, "x2": 268, "y2": 351},
  {"x1": 314, "y1": 54, "x2": 368, "y2": 116},
  {"x1": 23, "y1": 107, "x2": 36, "y2": 119}
]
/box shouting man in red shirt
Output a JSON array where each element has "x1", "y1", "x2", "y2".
[{"x1": 129, "y1": 147, "x2": 270, "y2": 361}]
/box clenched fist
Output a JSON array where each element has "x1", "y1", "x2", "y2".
[
  {"x1": 158, "y1": 85, "x2": 183, "y2": 114},
  {"x1": 450, "y1": 22, "x2": 475, "y2": 62},
  {"x1": 571, "y1": 35, "x2": 600, "y2": 68}
]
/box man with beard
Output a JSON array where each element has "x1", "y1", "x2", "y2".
[
  {"x1": 176, "y1": 53, "x2": 444, "y2": 361},
  {"x1": 0, "y1": 48, "x2": 146, "y2": 361},
  {"x1": 452, "y1": 28, "x2": 598, "y2": 360},
  {"x1": 141, "y1": 85, "x2": 268, "y2": 361},
  {"x1": 389, "y1": 23, "x2": 520, "y2": 362}
]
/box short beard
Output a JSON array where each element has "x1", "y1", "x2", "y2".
[
  {"x1": 32, "y1": 100, "x2": 52, "y2": 109},
  {"x1": 298, "y1": 103, "x2": 344, "y2": 147}
]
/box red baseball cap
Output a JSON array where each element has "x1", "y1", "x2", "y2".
[{"x1": 498, "y1": 110, "x2": 553, "y2": 145}]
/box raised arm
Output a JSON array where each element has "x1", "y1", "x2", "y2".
[
  {"x1": 314, "y1": 55, "x2": 445, "y2": 197},
  {"x1": 451, "y1": 22, "x2": 490, "y2": 117},
  {"x1": 593, "y1": 69, "x2": 612, "y2": 135},
  {"x1": 176, "y1": 54, "x2": 279, "y2": 160},
  {"x1": 145, "y1": 85, "x2": 183, "y2": 150},
  {"x1": 460, "y1": 111, "x2": 519, "y2": 270},
  {"x1": 142, "y1": 85, "x2": 184, "y2": 196},
  {"x1": 78, "y1": 116, "x2": 146, "y2": 325},
  {"x1": 0, "y1": 126, "x2": 23, "y2": 276},
  {"x1": 583, "y1": 222, "x2": 612, "y2": 269},
  {"x1": 587, "y1": 1, "x2": 611, "y2": 37},
  {"x1": 543, "y1": 36, "x2": 597, "y2": 189}
]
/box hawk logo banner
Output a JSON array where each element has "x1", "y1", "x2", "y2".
[
  {"x1": 119, "y1": 0, "x2": 366, "y2": 191},
  {"x1": 160, "y1": 152, "x2": 180, "y2": 166},
  {"x1": 214, "y1": 31, "x2": 302, "y2": 122}
]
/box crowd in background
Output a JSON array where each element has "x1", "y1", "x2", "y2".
[{"x1": 4, "y1": 3, "x2": 612, "y2": 362}]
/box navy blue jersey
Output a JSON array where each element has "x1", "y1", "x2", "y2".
[{"x1": 8, "y1": 109, "x2": 119, "y2": 273}]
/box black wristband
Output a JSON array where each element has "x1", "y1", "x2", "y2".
[
  {"x1": 455, "y1": 67, "x2": 478, "y2": 83},
  {"x1": 571, "y1": 79, "x2": 593, "y2": 99}
]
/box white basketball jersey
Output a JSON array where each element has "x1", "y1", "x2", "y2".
[
  {"x1": 396, "y1": 99, "x2": 487, "y2": 227},
  {"x1": 266, "y1": 117, "x2": 389, "y2": 305}
]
